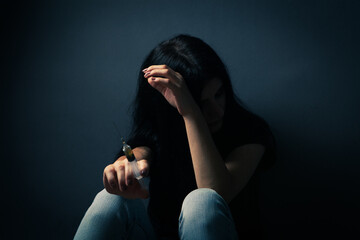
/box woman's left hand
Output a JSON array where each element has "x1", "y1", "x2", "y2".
[{"x1": 143, "y1": 65, "x2": 198, "y2": 117}]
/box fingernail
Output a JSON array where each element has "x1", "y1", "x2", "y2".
[
  {"x1": 142, "y1": 68, "x2": 148, "y2": 72},
  {"x1": 144, "y1": 72, "x2": 150, "y2": 77}
]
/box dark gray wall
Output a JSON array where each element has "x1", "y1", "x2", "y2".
[{"x1": 3, "y1": 0, "x2": 359, "y2": 239}]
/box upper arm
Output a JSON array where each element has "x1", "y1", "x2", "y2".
[{"x1": 224, "y1": 143, "x2": 265, "y2": 202}]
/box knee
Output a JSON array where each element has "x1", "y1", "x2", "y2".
[
  {"x1": 86, "y1": 189, "x2": 125, "y2": 218},
  {"x1": 75, "y1": 190, "x2": 128, "y2": 239},
  {"x1": 179, "y1": 189, "x2": 237, "y2": 239},
  {"x1": 180, "y1": 188, "x2": 227, "y2": 222},
  {"x1": 182, "y1": 188, "x2": 222, "y2": 208}
]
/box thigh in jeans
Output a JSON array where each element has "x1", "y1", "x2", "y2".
[{"x1": 74, "y1": 189, "x2": 156, "y2": 240}]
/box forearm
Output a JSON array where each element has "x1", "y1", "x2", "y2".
[{"x1": 183, "y1": 107, "x2": 232, "y2": 200}]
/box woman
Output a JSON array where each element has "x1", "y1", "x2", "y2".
[{"x1": 74, "y1": 34, "x2": 276, "y2": 240}]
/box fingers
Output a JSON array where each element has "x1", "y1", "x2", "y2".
[
  {"x1": 103, "y1": 158, "x2": 151, "y2": 198},
  {"x1": 103, "y1": 165, "x2": 119, "y2": 193},
  {"x1": 114, "y1": 161, "x2": 126, "y2": 191},
  {"x1": 144, "y1": 68, "x2": 172, "y2": 79},
  {"x1": 125, "y1": 161, "x2": 134, "y2": 187},
  {"x1": 143, "y1": 65, "x2": 184, "y2": 91},
  {"x1": 143, "y1": 65, "x2": 182, "y2": 81},
  {"x1": 103, "y1": 174, "x2": 113, "y2": 193},
  {"x1": 148, "y1": 76, "x2": 171, "y2": 86},
  {"x1": 142, "y1": 64, "x2": 168, "y2": 73}
]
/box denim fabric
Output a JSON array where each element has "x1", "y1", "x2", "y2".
[
  {"x1": 74, "y1": 189, "x2": 156, "y2": 240},
  {"x1": 179, "y1": 188, "x2": 238, "y2": 240},
  {"x1": 74, "y1": 188, "x2": 238, "y2": 240}
]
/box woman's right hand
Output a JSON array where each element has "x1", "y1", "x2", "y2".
[{"x1": 103, "y1": 157, "x2": 150, "y2": 199}]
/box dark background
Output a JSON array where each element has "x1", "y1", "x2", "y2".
[{"x1": 2, "y1": 0, "x2": 359, "y2": 239}]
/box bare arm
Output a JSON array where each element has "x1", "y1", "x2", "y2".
[
  {"x1": 143, "y1": 64, "x2": 265, "y2": 202},
  {"x1": 184, "y1": 107, "x2": 265, "y2": 203}
]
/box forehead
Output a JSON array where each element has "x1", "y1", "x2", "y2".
[{"x1": 201, "y1": 78, "x2": 223, "y2": 100}]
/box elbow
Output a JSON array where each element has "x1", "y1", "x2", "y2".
[
  {"x1": 197, "y1": 182, "x2": 234, "y2": 204},
  {"x1": 208, "y1": 178, "x2": 246, "y2": 204},
  {"x1": 204, "y1": 187, "x2": 233, "y2": 204}
]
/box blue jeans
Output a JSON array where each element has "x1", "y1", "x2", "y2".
[{"x1": 74, "y1": 188, "x2": 238, "y2": 240}]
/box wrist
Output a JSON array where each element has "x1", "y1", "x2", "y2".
[
  {"x1": 182, "y1": 105, "x2": 204, "y2": 123},
  {"x1": 182, "y1": 102, "x2": 202, "y2": 119}
]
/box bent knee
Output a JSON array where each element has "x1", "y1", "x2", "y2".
[
  {"x1": 179, "y1": 188, "x2": 235, "y2": 236},
  {"x1": 87, "y1": 189, "x2": 125, "y2": 217},
  {"x1": 182, "y1": 188, "x2": 224, "y2": 209},
  {"x1": 181, "y1": 188, "x2": 228, "y2": 218},
  {"x1": 94, "y1": 189, "x2": 123, "y2": 204}
]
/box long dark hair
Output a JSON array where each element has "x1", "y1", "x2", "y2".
[
  {"x1": 116, "y1": 34, "x2": 274, "y2": 160},
  {"x1": 116, "y1": 34, "x2": 276, "y2": 237},
  {"x1": 128, "y1": 34, "x2": 236, "y2": 148}
]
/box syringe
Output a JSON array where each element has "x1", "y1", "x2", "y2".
[{"x1": 121, "y1": 137, "x2": 147, "y2": 190}]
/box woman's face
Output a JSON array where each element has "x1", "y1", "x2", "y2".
[{"x1": 200, "y1": 78, "x2": 226, "y2": 133}]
